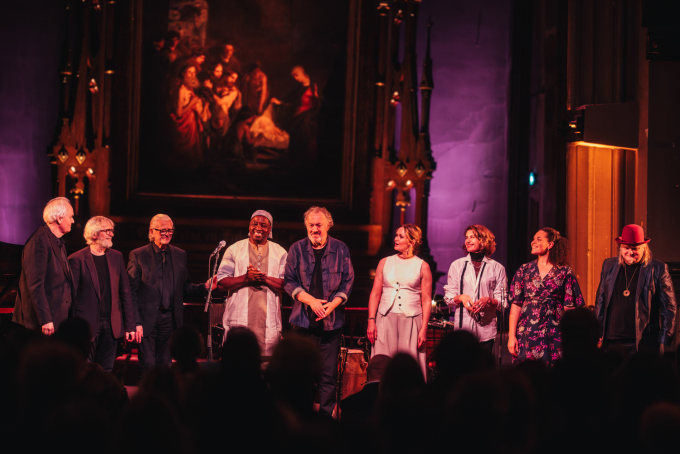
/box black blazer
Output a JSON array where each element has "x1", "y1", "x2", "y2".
[
  {"x1": 595, "y1": 257, "x2": 677, "y2": 346},
  {"x1": 68, "y1": 247, "x2": 136, "y2": 340},
  {"x1": 127, "y1": 243, "x2": 207, "y2": 335},
  {"x1": 12, "y1": 225, "x2": 74, "y2": 330}
]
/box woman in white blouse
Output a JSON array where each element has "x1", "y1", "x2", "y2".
[
  {"x1": 444, "y1": 225, "x2": 507, "y2": 354},
  {"x1": 366, "y1": 224, "x2": 433, "y2": 377}
]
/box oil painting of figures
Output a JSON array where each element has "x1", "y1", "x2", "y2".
[{"x1": 137, "y1": 0, "x2": 349, "y2": 199}]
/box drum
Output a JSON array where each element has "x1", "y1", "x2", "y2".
[{"x1": 340, "y1": 348, "x2": 368, "y2": 399}]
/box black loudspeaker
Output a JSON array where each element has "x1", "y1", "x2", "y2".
[{"x1": 643, "y1": 1, "x2": 680, "y2": 61}]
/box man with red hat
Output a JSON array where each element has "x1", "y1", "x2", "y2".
[{"x1": 595, "y1": 224, "x2": 677, "y2": 355}]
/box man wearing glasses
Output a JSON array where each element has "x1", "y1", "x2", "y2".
[
  {"x1": 127, "y1": 214, "x2": 215, "y2": 374},
  {"x1": 68, "y1": 216, "x2": 137, "y2": 371}
]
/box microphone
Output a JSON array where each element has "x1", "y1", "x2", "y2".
[{"x1": 210, "y1": 240, "x2": 226, "y2": 257}]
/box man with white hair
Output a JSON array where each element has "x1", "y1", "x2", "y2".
[
  {"x1": 68, "y1": 216, "x2": 138, "y2": 371},
  {"x1": 216, "y1": 210, "x2": 287, "y2": 357},
  {"x1": 13, "y1": 197, "x2": 75, "y2": 334},
  {"x1": 595, "y1": 224, "x2": 677, "y2": 355},
  {"x1": 127, "y1": 214, "x2": 215, "y2": 374}
]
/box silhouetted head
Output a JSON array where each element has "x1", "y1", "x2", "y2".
[
  {"x1": 380, "y1": 353, "x2": 425, "y2": 400},
  {"x1": 220, "y1": 327, "x2": 261, "y2": 379},
  {"x1": 640, "y1": 402, "x2": 680, "y2": 454},
  {"x1": 367, "y1": 354, "x2": 391, "y2": 382},
  {"x1": 434, "y1": 330, "x2": 493, "y2": 390},
  {"x1": 446, "y1": 370, "x2": 535, "y2": 453},
  {"x1": 265, "y1": 334, "x2": 321, "y2": 416},
  {"x1": 18, "y1": 339, "x2": 83, "y2": 420},
  {"x1": 170, "y1": 324, "x2": 203, "y2": 372},
  {"x1": 559, "y1": 307, "x2": 600, "y2": 357},
  {"x1": 54, "y1": 317, "x2": 92, "y2": 360}
]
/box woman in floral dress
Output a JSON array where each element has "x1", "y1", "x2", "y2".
[{"x1": 507, "y1": 227, "x2": 585, "y2": 364}]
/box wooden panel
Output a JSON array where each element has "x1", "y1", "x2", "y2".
[{"x1": 567, "y1": 143, "x2": 628, "y2": 306}]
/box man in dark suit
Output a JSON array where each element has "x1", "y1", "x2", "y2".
[
  {"x1": 13, "y1": 197, "x2": 75, "y2": 335},
  {"x1": 595, "y1": 224, "x2": 677, "y2": 356},
  {"x1": 68, "y1": 216, "x2": 137, "y2": 371},
  {"x1": 128, "y1": 214, "x2": 213, "y2": 374}
]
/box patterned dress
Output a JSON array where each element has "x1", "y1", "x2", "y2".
[{"x1": 509, "y1": 261, "x2": 585, "y2": 365}]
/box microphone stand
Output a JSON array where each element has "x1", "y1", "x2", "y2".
[{"x1": 204, "y1": 252, "x2": 221, "y2": 361}]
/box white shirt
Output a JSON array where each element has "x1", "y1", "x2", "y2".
[
  {"x1": 216, "y1": 238, "x2": 287, "y2": 355},
  {"x1": 443, "y1": 255, "x2": 507, "y2": 342}
]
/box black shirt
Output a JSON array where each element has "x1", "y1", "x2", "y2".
[
  {"x1": 605, "y1": 262, "x2": 641, "y2": 341},
  {"x1": 307, "y1": 243, "x2": 327, "y2": 330},
  {"x1": 92, "y1": 253, "x2": 112, "y2": 318},
  {"x1": 153, "y1": 243, "x2": 174, "y2": 309},
  {"x1": 470, "y1": 251, "x2": 485, "y2": 278}
]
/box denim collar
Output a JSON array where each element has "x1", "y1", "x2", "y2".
[{"x1": 304, "y1": 236, "x2": 339, "y2": 256}]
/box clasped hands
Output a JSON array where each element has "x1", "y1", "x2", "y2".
[
  {"x1": 308, "y1": 297, "x2": 338, "y2": 322},
  {"x1": 245, "y1": 264, "x2": 267, "y2": 287},
  {"x1": 457, "y1": 295, "x2": 491, "y2": 314}
]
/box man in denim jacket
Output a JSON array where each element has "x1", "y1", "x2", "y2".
[{"x1": 284, "y1": 206, "x2": 354, "y2": 416}]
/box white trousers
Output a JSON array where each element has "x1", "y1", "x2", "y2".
[{"x1": 373, "y1": 311, "x2": 427, "y2": 378}]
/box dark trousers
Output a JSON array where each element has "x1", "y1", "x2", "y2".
[
  {"x1": 138, "y1": 310, "x2": 175, "y2": 377},
  {"x1": 603, "y1": 326, "x2": 661, "y2": 357},
  {"x1": 89, "y1": 317, "x2": 118, "y2": 372},
  {"x1": 292, "y1": 326, "x2": 342, "y2": 416},
  {"x1": 602, "y1": 339, "x2": 637, "y2": 357}
]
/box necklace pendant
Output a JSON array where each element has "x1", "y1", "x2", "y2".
[{"x1": 623, "y1": 290, "x2": 630, "y2": 297}]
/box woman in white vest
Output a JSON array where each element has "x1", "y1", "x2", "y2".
[
  {"x1": 366, "y1": 224, "x2": 432, "y2": 377},
  {"x1": 216, "y1": 210, "x2": 287, "y2": 357},
  {"x1": 443, "y1": 225, "x2": 507, "y2": 355}
]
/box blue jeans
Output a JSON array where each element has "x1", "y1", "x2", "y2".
[
  {"x1": 89, "y1": 317, "x2": 118, "y2": 372},
  {"x1": 292, "y1": 326, "x2": 342, "y2": 416},
  {"x1": 138, "y1": 310, "x2": 175, "y2": 377}
]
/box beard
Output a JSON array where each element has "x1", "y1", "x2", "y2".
[
  {"x1": 310, "y1": 235, "x2": 326, "y2": 248},
  {"x1": 96, "y1": 238, "x2": 113, "y2": 249},
  {"x1": 183, "y1": 74, "x2": 201, "y2": 90}
]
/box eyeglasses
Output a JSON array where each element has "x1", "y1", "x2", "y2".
[
  {"x1": 98, "y1": 229, "x2": 114, "y2": 235},
  {"x1": 153, "y1": 228, "x2": 174, "y2": 235}
]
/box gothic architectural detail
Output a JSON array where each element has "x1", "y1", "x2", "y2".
[
  {"x1": 371, "y1": 1, "x2": 436, "y2": 264},
  {"x1": 50, "y1": 0, "x2": 114, "y2": 220}
]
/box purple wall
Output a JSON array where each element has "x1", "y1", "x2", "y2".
[
  {"x1": 0, "y1": 3, "x2": 64, "y2": 244},
  {"x1": 0, "y1": 0, "x2": 513, "y2": 279},
  {"x1": 417, "y1": 0, "x2": 511, "y2": 292}
]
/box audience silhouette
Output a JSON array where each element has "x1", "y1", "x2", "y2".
[{"x1": 1, "y1": 312, "x2": 679, "y2": 453}]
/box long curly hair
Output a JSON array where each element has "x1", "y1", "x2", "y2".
[{"x1": 539, "y1": 227, "x2": 569, "y2": 267}]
